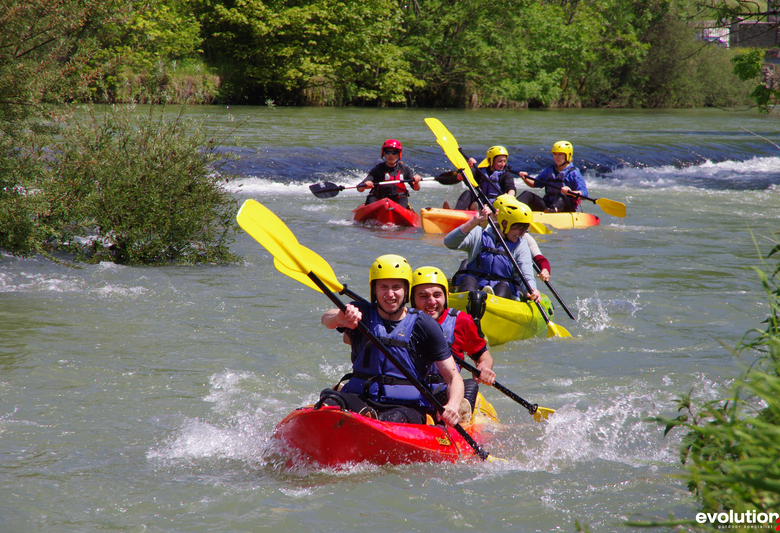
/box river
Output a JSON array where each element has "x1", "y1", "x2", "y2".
[{"x1": 2, "y1": 107, "x2": 779, "y2": 532}]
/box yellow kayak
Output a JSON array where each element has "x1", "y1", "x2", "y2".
[
  {"x1": 420, "y1": 207, "x2": 599, "y2": 233},
  {"x1": 448, "y1": 290, "x2": 555, "y2": 346}
]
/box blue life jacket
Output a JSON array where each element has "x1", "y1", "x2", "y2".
[
  {"x1": 455, "y1": 229, "x2": 521, "y2": 297},
  {"x1": 541, "y1": 165, "x2": 581, "y2": 207},
  {"x1": 478, "y1": 170, "x2": 503, "y2": 199},
  {"x1": 342, "y1": 306, "x2": 431, "y2": 408}
]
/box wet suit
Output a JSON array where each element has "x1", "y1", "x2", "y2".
[{"x1": 358, "y1": 161, "x2": 417, "y2": 208}]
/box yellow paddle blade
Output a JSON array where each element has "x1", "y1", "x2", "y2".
[
  {"x1": 478, "y1": 158, "x2": 489, "y2": 168},
  {"x1": 424, "y1": 118, "x2": 476, "y2": 188},
  {"x1": 533, "y1": 406, "x2": 556, "y2": 423},
  {"x1": 529, "y1": 222, "x2": 551, "y2": 235},
  {"x1": 596, "y1": 198, "x2": 627, "y2": 218},
  {"x1": 237, "y1": 199, "x2": 344, "y2": 293},
  {"x1": 546, "y1": 321, "x2": 572, "y2": 338}
]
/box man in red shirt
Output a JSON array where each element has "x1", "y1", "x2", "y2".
[{"x1": 410, "y1": 266, "x2": 496, "y2": 422}]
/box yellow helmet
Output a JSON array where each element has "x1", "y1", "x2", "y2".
[
  {"x1": 369, "y1": 254, "x2": 412, "y2": 304},
  {"x1": 411, "y1": 266, "x2": 449, "y2": 309},
  {"x1": 551, "y1": 141, "x2": 573, "y2": 163},
  {"x1": 493, "y1": 194, "x2": 533, "y2": 233},
  {"x1": 486, "y1": 145, "x2": 509, "y2": 168}
]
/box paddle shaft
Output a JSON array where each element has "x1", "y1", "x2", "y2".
[
  {"x1": 461, "y1": 168, "x2": 557, "y2": 326},
  {"x1": 453, "y1": 356, "x2": 538, "y2": 416},
  {"x1": 307, "y1": 271, "x2": 492, "y2": 461},
  {"x1": 311, "y1": 177, "x2": 440, "y2": 198}
]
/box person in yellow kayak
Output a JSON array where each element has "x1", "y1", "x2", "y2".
[
  {"x1": 356, "y1": 139, "x2": 422, "y2": 209},
  {"x1": 517, "y1": 141, "x2": 588, "y2": 213},
  {"x1": 445, "y1": 195, "x2": 541, "y2": 302},
  {"x1": 319, "y1": 254, "x2": 464, "y2": 426},
  {"x1": 452, "y1": 146, "x2": 517, "y2": 210},
  {"x1": 410, "y1": 266, "x2": 496, "y2": 424}
]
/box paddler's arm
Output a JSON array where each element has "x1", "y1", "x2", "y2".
[
  {"x1": 434, "y1": 356, "x2": 464, "y2": 427},
  {"x1": 514, "y1": 239, "x2": 541, "y2": 303},
  {"x1": 322, "y1": 303, "x2": 362, "y2": 330},
  {"x1": 471, "y1": 349, "x2": 496, "y2": 386}
]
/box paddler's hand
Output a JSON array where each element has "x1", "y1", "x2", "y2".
[
  {"x1": 526, "y1": 288, "x2": 541, "y2": 303},
  {"x1": 467, "y1": 157, "x2": 477, "y2": 168},
  {"x1": 460, "y1": 205, "x2": 492, "y2": 234},
  {"x1": 322, "y1": 304, "x2": 362, "y2": 330},
  {"x1": 438, "y1": 402, "x2": 460, "y2": 427},
  {"x1": 357, "y1": 181, "x2": 374, "y2": 193},
  {"x1": 561, "y1": 185, "x2": 578, "y2": 197},
  {"x1": 538, "y1": 268, "x2": 550, "y2": 282},
  {"x1": 412, "y1": 174, "x2": 421, "y2": 191},
  {"x1": 340, "y1": 303, "x2": 362, "y2": 329},
  {"x1": 476, "y1": 363, "x2": 496, "y2": 386}
]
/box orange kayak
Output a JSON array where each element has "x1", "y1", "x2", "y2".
[{"x1": 420, "y1": 207, "x2": 600, "y2": 233}]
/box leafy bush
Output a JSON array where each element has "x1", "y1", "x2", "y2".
[
  {"x1": 1, "y1": 105, "x2": 240, "y2": 265},
  {"x1": 40, "y1": 105, "x2": 240, "y2": 264}
]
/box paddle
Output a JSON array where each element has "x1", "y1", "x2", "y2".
[
  {"x1": 508, "y1": 168, "x2": 627, "y2": 218},
  {"x1": 237, "y1": 199, "x2": 498, "y2": 462},
  {"x1": 453, "y1": 356, "x2": 555, "y2": 422},
  {"x1": 424, "y1": 117, "x2": 571, "y2": 339},
  {"x1": 310, "y1": 174, "x2": 459, "y2": 199}
]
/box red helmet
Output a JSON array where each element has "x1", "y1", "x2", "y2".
[{"x1": 381, "y1": 139, "x2": 403, "y2": 158}]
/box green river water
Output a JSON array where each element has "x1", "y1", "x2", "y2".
[{"x1": 2, "y1": 107, "x2": 780, "y2": 532}]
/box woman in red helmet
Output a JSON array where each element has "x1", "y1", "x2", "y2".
[{"x1": 356, "y1": 139, "x2": 422, "y2": 208}]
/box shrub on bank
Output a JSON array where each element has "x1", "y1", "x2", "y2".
[{"x1": 1, "y1": 105, "x2": 240, "y2": 265}]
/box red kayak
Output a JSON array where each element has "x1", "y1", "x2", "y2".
[
  {"x1": 351, "y1": 198, "x2": 421, "y2": 228},
  {"x1": 273, "y1": 398, "x2": 497, "y2": 467}
]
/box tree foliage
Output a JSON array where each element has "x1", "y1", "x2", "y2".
[{"x1": 198, "y1": 0, "x2": 422, "y2": 105}]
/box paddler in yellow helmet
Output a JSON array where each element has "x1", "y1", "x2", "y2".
[
  {"x1": 319, "y1": 254, "x2": 464, "y2": 426},
  {"x1": 517, "y1": 140, "x2": 588, "y2": 213},
  {"x1": 452, "y1": 146, "x2": 517, "y2": 210},
  {"x1": 444, "y1": 195, "x2": 541, "y2": 302},
  {"x1": 410, "y1": 266, "x2": 496, "y2": 424}
]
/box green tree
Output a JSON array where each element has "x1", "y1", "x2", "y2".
[{"x1": 198, "y1": 0, "x2": 421, "y2": 105}]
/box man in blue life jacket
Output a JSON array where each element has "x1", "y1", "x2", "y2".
[
  {"x1": 453, "y1": 146, "x2": 517, "y2": 210},
  {"x1": 356, "y1": 139, "x2": 422, "y2": 209},
  {"x1": 444, "y1": 195, "x2": 541, "y2": 302},
  {"x1": 319, "y1": 254, "x2": 463, "y2": 426},
  {"x1": 517, "y1": 141, "x2": 588, "y2": 213},
  {"x1": 410, "y1": 266, "x2": 496, "y2": 424}
]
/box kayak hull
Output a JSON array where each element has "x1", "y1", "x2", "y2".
[
  {"x1": 352, "y1": 198, "x2": 421, "y2": 228},
  {"x1": 420, "y1": 207, "x2": 599, "y2": 233},
  {"x1": 273, "y1": 394, "x2": 498, "y2": 467},
  {"x1": 448, "y1": 291, "x2": 555, "y2": 345}
]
